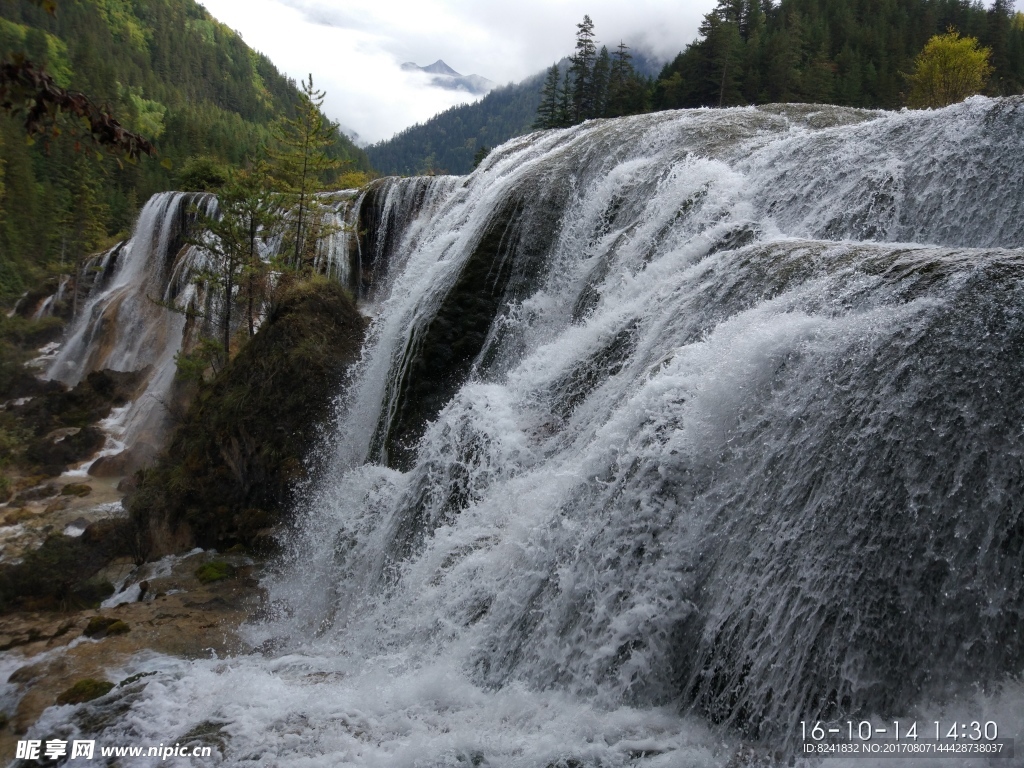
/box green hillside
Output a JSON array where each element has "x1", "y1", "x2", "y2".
[
  {"x1": 366, "y1": 50, "x2": 664, "y2": 177},
  {"x1": 653, "y1": 0, "x2": 1024, "y2": 110},
  {"x1": 0, "y1": 0, "x2": 371, "y2": 300},
  {"x1": 366, "y1": 70, "x2": 550, "y2": 176},
  {"x1": 371, "y1": 0, "x2": 1024, "y2": 177}
]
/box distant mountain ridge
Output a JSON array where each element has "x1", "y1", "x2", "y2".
[
  {"x1": 401, "y1": 59, "x2": 494, "y2": 96},
  {"x1": 369, "y1": 50, "x2": 664, "y2": 176}
]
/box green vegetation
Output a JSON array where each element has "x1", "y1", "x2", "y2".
[
  {"x1": 653, "y1": 0, "x2": 1024, "y2": 111},
  {"x1": 194, "y1": 559, "x2": 235, "y2": 583},
  {"x1": 0, "y1": 522, "x2": 132, "y2": 612},
  {"x1": 0, "y1": 0, "x2": 372, "y2": 302},
  {"x1": 269, "y1": 75, "x2": 341, "y2": 270},
  {"x1": 128, "y1": 277, "x2": 366, "y2": 556},
  {"x1": 189, "y1": 163, "x2": 281, "y2": 363},
  {"x1": 56, "y1": 678, "x2": 114, "y2": 705},
  {"x1": 367, "y1": 75, "x2": 548, "y2": 175},
  {"x1": 907, "y1": 29, "x2": 994, "y2": 106}
]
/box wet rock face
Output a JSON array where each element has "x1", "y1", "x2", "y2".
[
  {"x1": 127, "y1": 278, "x2": 366, "y2": 557},
  {"x1": 0, "y1": 549, "x2": 261, "y2": 748},
  {"x1": 6, "y1": 368, "x2": 150, "y2": 478},
  {"x1": 376, "y1": 188, "x2": 564, "y2": 470},
  {"x1": 0, "y1": 519, "x2": 137, "y2": 613}
]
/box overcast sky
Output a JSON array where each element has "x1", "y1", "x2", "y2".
[
  {"x1": 199, "y1": 0, "x2": 1024, "y2": 146},
  {"x1": 198, "y1": 0, "x2": 720, "y2": 144}
]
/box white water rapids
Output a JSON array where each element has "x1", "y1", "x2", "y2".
[{"x1": 23, "y1": 98, "x2": 1024, "y2": 766}]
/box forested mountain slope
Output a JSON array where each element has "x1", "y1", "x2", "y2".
[
  {"x1": 367, "y1": 49, "x2": 664, "y2": 176},
  {"x1": 653, "y1": 0, "x2": 1024, "y2": 109},
  {"x1": 0, "y1": 0, "x2": 371, "y2": 299},
  {"x1": 372, "y1": 0, "x2": 1024, "y2": 176},
  {"x1": 366, "y1": 69, "x2": 550, "y2": 176}
]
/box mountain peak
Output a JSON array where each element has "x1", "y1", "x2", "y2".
[
  {"x1": 422, "y1": 59, "x2": 461, "y2": 77},
  {"x1": 400, "y1": 59, "x2": 494, "y2": 96}
]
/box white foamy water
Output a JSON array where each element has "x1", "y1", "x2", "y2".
[{"x1": 22, "y1": 98, "x2": 1024, "y2": 767}]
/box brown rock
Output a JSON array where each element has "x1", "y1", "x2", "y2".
[{"x1": 88, "y1": 452, "x2": 130, "y2": 478}]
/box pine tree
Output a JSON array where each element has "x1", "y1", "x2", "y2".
[
  {"x1": 62, "y1": 155, "x2": 110, "y2": 318},
  {"x1": 534, "y1": 64, "x2": 561, "y2": 129},
  {"x1": 558, "y1": 68, "x2": 573, "y2": 127},
  {"x1": 268, "y1": 74, "x2": 341, "y2": 271},
  {"x1": 191, "y1": 165, "x2": 282, "y2": 361},
  {"x1": 606, "y1": 42, "x2": 635, "y2": 117},
  {"x1": 592, "y1": 46, "x2": 611, "y2": 117},
  {"x1": 571, "y1": 15, "x2": 598, "y2": 122}
]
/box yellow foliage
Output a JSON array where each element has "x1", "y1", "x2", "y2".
[
  {"x1": 336, "y1": 171, "x2": 371, "y2": 189},
  {"x1": 906, "y1": 29, "x2": 993, "y2": 108}
]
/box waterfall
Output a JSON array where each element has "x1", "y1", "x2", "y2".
[
  {"x1": 43, "y1": 181, "x2": 451, "y2": 468},
  {"x1": 45, "y1": 192, "x2": 217, "y2": 465},
  {"x1": 29, "y1": 98, "x2": 1024, "y2": 766}
]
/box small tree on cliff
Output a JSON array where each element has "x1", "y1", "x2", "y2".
[
  {"x1": 192, "y1": 166, "x2": 282, "y2": 363},
  {"x1": 269, "y1": 74, "x2": 341, "y2": 271},
  {"x1": 906, "y1": 30, "x2": 994, "y2": 108}
]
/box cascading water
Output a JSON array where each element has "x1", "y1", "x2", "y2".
[
  {"x1": 26, "y1": 98, "x2": 1024, "y2": 766},
  {"x1": 44, "y1": 182, "x2": 445, "y2": 469},
  {"x1": 46, "y1": 192, "x2": 218, "y2": 465}
]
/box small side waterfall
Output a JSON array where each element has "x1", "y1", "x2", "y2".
[
  {"x1": 26, "y1": 98, "x2": 1024, "y2": 767},
  {"x1": 46, "y1": 192, "x2": 216, "y2": 464},
  {"x1": 43, "y1": 179, "x2": 454, "y2": 466}
]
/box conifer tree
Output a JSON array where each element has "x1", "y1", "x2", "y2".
[
  {"x1": 571, "y1": 15, "x2": 598, "y2": 122},
  {"x1": 269, "y1": 74, "x2": 341, "y2": 271},
  {"x1": 592, "y1": 46, "x2": 611, "y2": 117},
  {"x1": 191, "y1": 164, "x2": 283, "y2": 361},
  {"x1": 558, "y1": 68, "x2": 573, "y2": 127},
  {"x1": 534, "y1": 64, "x2": 561, "y2": 129},
  {"x1": 606, "y1": 42, "x2": 636, "y2": 117},
  {"x1": 62, "y1": 155, "x2": 110, "y2": 318}
]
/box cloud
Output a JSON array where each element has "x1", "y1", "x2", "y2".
[{"x1": 199, "y1": 0, "x2": 716, "y2": 143}]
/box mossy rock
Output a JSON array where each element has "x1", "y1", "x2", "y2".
[
  {"x1": 56, "y1": 678, "x2": 114, "y2": 705},
  {"x1": 106, "y1": 620, "x2": 130, "y2": 635},
  {"x1": 84, "y1": 616, "x2": 121, "y2": 637},
  {"x1": 195, "y1": 560, "x2": 235, "y2": 584},
  {"x1": 127, "y1": 278, "x2": 366, "y2": 555},
  {"x1": 84, "y1": 615, "x2": 129, "y2": 637},
  {"x1": 0, "y1": 529, "x2": 128, "y2": 614},
  {"x1": 1, "y1": 507, "x2": 34, "y2": 525},
  {"x1": 61, "y1": 483, "x2": 93, "y2": 497}
]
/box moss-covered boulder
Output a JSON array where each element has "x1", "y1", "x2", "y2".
[
  {"x1": 0, "y1": 520, "x2": 135, "y2": 613},
  {"x1": 61, "y1": 483, "x2": 93, "y2": 497},
  {"x1": 83, "y1": 616, "x2": 130, "y2": 638},
  {"x1": 127, "y1": 277, "x2": 366, "y2": 556},
  {"x1": 56, "y1": 678, "x2": 114, "y2": 706},
  {"x1": 194, "y1": 560, "x2": 235, "y2": 583}
]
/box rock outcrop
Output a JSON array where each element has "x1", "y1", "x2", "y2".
[{"x1": 127, "y1": 277, "x2": 366, "y2": 557}]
